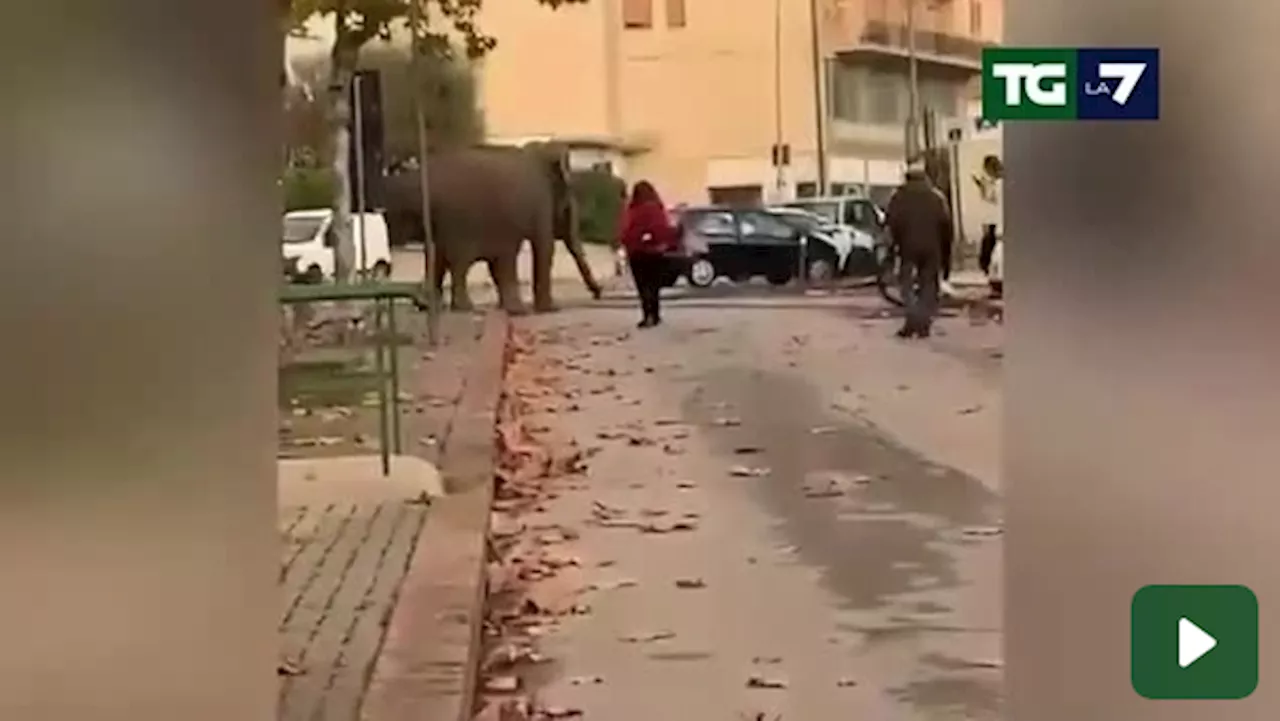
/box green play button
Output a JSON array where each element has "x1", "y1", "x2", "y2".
[{"x1": 1131, "y1": 585, "x2": 1258, "y2": 699}]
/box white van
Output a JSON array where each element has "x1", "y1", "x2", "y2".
[{"x1": 282, "y1": 208, "x2": 392, "y2": 283}]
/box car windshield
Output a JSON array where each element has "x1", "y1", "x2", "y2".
[
  {"x1": 283, "y1": 216, "x2": 324, "y2": 244},
  {"x1": 786, "y1": 201, "x2": 839, "y2": 224}
]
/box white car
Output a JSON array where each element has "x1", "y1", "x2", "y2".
[
  {"x1": 767, "y1": 207, "x2": 878, "y2": 279},
  {"x1": 282, "y1": 208, "x2": 392, "y2": 283}
]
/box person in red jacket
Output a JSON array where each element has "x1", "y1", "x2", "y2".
[{"x1": 619, "y1": 180, "x2": 678, "y2": 327}]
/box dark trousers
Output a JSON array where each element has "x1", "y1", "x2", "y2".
[
  {"x1": 628, "y1": 252, "x2": 665, "y2": 322},
  {"x1": 978, "y1": 224, "x2": 998, "y2": 274},
  {"x1": 898, "y1": 250, "x2": 941, "y2": 332},
  {"x1": 940, "y1": 234, "x2": 953, "y2": 281}
]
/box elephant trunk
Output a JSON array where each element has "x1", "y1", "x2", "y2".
[{"x1": 559, "y1": 195, "x2": 603, "y2": 299}]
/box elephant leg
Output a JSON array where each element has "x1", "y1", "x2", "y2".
[
  {"x1": 427, "y1": 250, "x2": 446, "y2": 308},
  {"x1": 448, "y1": 259, "x2": 476, "y2": 312},
  {"x1": 531, "y1": 233, "x2": 558, "y2": 313},
  {"x1": 488, "y1": 252, "x2": 527, "y2": 315}
]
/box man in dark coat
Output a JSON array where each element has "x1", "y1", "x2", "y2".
[{"x1": 885, "y1": 166, "x2": 953, "y2": 338}]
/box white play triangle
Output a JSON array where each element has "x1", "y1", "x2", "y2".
[{"x1": 1179, "y1": 617, "x2": 1217, "y2": 668}]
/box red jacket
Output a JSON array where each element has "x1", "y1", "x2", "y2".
[{"x1": 619, "y1": 201, "x2": 678, "y2": 255}]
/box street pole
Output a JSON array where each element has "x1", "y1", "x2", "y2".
[
  {"x1": 807, "y1": 0, "x2": 828, "y2": 196},
  {"x1": 408, "y1": 0, "x2": 440, "y2": 347},
  {"x1": 773, "y1": 0, "x2": 785, "y2": 199},
  {"x1": 353, "y1": 74, "x2": 369, "y2": 278},
  {"x1": 905, "y1": 0, "x2": 921, "y2": 162}
]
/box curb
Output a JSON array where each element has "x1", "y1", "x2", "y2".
[{"x1": 361, "y1": 312, "x2": 510, "y2": 721}]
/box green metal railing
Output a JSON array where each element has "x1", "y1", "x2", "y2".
[{"x1": 279, "y1": 282, "x2": 426, "y2": 475}]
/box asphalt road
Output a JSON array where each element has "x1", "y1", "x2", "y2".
[{"x1": 498, "y1": 289, "x2": 1003, "y2": 719}]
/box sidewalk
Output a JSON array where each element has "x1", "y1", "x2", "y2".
[{"x1": 277, "y1": 309, "x2": 510, "y2": 721}]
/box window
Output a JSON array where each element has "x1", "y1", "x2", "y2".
[
  {"x1": 920, "y1": 78, "x2": 958, "y2": 118},
  {"x1": 622, "y1": 0, "x2": 653, "y2": 28},
  {"x1": 842, "y1": 200, "x2": 882, "y2": 228},
  {"x1": 690, "y1": 211, "x2": 736, "y2": 236},
  {"x1": 866, "y1": 69, "x2": 905, "y2": 125},
  {"x1": 666, "y1": 0, "x2": 686, "y2": 27},
  {"x1": 739, "y1": 211, "x2": 794, "y2": 239},
  {"x1": 789, "y1": 200, "x2": 839, "y2": 223},
  {"x1": 829, "y1": 62, "x2": 864, "y2": 122},
  {"x1": 796, "y1": 182, "x2": 818, "y2": 198}
]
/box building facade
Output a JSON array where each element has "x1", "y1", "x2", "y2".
[{"x1": 478, "y1": 0, "x2": 1003, "y2": 205}]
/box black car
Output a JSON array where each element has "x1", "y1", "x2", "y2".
[{"x1": 672, "y1": 206, "x2": 842, "y2": 288}]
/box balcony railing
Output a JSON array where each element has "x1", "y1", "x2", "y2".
[{"x1": 857, "y1": 20, "x2": 988, "y2": 65}]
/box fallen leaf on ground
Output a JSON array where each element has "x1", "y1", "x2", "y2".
[
  {"x1": 587, "y1": 578, "x2": 638, "y2": 591},
  {"x1": 568, "y1": 675, "x2": 604, "y2": 685},
  {"x1": 958, "y1": 404, "x2": 984, "y2": 415},
  {"x1": 484, "y1": 675, "x2": 521, "y2": 693},
  {"x1": 473, "y1": 698, "x2": 532, "y2": 721},
  {"x1": 746, "y1": 675, "x2": 788, "y2": 689},
  {"x1": 733, "y1": 446, "x2": 762, "y2": 455},
  {"x1": 803, "y1": 486, "x2": 844, "y2": 498},
  {"x1": 640, "y1": 520, "x2": 697, "y2": 533},
  {"x1": 676, "y1": 482, "x2": 697, "y2": 490},
  {"x1": 713, "y1": 417, "x2": 742, "y2": 427},
  {"x1": 751, "y1": 656, "x2": 782, "y2": 665},
  {"x1": 620, "y1": 630, "x2": 676, "y2": 643},
  {"x1": 962, "y1": 526, "x2": 1003, "y2": 537},
  {"x1": 730, "y1": 466, "x2": 770, "y2": 478},
  {"x1": 837, "y1": 678, "x2": 858, "y2": 687},
  {"x1": 674, "y1": 577, "x2": 706, "y2": 589},
  {"x1": 539, "y1": 707, "x2": 583, "y2": 719},
  {"x1": 277, "y1": 659, "x2": 305, "y2": 676}
]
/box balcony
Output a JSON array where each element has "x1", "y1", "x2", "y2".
[{"x1": 831, "y1": 19, "x2": 990, "y2": 73}]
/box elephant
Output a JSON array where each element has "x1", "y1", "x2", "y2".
[{"x1": 384, "y1": 142, "x2": 603, "y2": 314}]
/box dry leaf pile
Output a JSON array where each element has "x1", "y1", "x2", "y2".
[{"x1": 475, "y1": 329, "x2": 593, "y2": 720}]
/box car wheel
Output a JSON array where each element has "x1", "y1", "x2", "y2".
[
  {"x1": 766, "y1": 270, "x2": 792, "y2": 286},
  {"x1": 687, "y1": 257, "x2": 716, "y2": 288},
  {"x1": 303, "y1": 265, "x2": 323, "y2": 284},
  {"x1": 806, "y1": 257, "x2": 836, "y2": 284},
  {"x1": 370, "y1": 260, "x2": 391, "y2": 280}
]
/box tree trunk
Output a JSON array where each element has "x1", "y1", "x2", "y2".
[{"x1": 327, "y1": 26, "x2": 359, "y2": 285}]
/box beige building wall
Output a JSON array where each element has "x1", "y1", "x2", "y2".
[
  {"x1": 288, "y1": 0, "x2": 1003, "y2": 206},
  {"x1": 476, "y1": 1, "x2": 614, "y2": 142}
]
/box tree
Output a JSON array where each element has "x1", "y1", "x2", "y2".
[
  {"x1": 291, "y1": 45, "x2": 484, "y2": 163},
  {"x1": 286, "y1": 0, "x2": 586, "y2": 283}
]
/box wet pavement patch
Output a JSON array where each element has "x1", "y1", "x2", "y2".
[{"x1": 682, "y1": 366, "x2": 1000, "y2": 612}]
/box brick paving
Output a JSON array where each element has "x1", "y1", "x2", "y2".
[
  {"x1": 276, "y1": 311, "x2": 503, "y2": 721},
  {"x1": 277, "y1": 502, "x2": 429, "y2": 721}
]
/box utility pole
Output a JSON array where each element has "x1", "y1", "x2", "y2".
[
  {"x1": 773, "y1": 0, "x2": 785, "y2": 199},
  {"x1": 408, "y1": 0, "x2": 440, "y2": 346},
  {"x1": 905, "y1": 0, "x2": 921, "y2": 162},
  {"x1": 807, "y1": 0, "x2": 828, "y2": 195}
]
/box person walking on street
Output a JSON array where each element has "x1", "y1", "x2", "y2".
[
  {"x1": 885, "y1": 165, "x2": 953, "y2": 338},
  {"x1": 619, "y1": 180, "x2": 678, "y2": 328}
]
